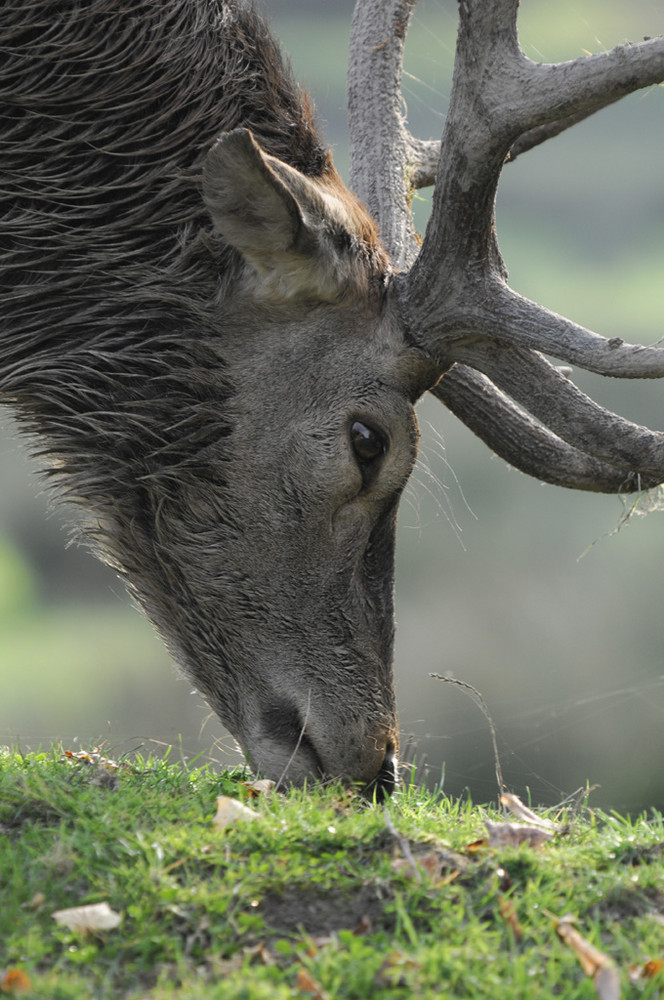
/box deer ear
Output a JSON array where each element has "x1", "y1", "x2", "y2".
[{"x1": 202, "y1": 129, "x2": 380, "y2": 300}]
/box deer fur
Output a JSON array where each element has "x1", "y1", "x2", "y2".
[{"x1": 1, "y1": 0, "x2": 435, "y2": 794}]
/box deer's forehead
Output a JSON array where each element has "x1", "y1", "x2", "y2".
[
  {"x1": 226, "y1": 297, "x2": 411, "y2": 389},
  {"x1": 235, "y1": 348, "x2": 417, "y2": 427}
]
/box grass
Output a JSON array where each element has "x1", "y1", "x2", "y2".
[{"x1": 1, "y1": 750, "x2": 663, "y2": 998}]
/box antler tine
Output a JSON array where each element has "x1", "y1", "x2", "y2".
[
  {"x1": 523, "y1": 37, "x2": 664, "y2": 132},
  {"x1": 452, "y1": 340, "x2": 664, "y2": 481},
  {"x1": 404, "y1": 0, "x2": 521, "y2": 298},
  {"x1": 407, "y1": 83, "x2": 655, "y2": 189},
  {"x1": 433, "y1": 366, "x2": 658, "y2": 494},
  {"x1": 491, "y1": 288, "x2": 664, "y2": 379},
  {"x1": 348, "y1": 0, "x2": 420, "y2": 270},
  {"x1": 398, "y1": 278, "x2": 664, "y2": 380},
  {"x1": 403, "y1": 2, "x2": 664, "y2": 335},
  {"x1": 504, "y1": 35, "x2": 664, "y2": 162}
]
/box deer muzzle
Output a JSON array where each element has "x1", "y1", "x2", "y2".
[{"x1": 246, "y1": 696, "x2": 398, "y2": 800}]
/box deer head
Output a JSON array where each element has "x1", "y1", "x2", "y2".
[{"x1": 152, "y1": 128, "x2": 440, "y2": 793}]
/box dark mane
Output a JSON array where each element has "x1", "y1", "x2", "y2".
[
  {"x1": 2, "y1": 0, "x2": 328, "y2": 293},
  {"x1": 0, "y1": 0, "x2": 335, "y2": 583},
  {"x1": 0, "y1": 0, "x2": 333, "y2": 508}
]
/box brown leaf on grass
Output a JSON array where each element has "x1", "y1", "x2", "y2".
[
  {"x1": 52, "y1": 902, "x2": 122, "y2": 934},
  {"x1": 302, "y1": 936, "x2": 336, "y2": 955},
  {"x1": 1, "y1": 968, "x2": 32, "y2": 994},
  {"x1": 212, "y1": 796, "x2": 260, "y2": 831},
  {"x1": 248, "y1": 944, "x2": 274, "y2": 966},
  {"x1": 62, "y1": 748, "x2": 126, "y2": 771},
  {"x1": 498, "y1": 896, "x2": 522, "y2": 941},
  {"x1": 499, "y1": 793, "x2": 563, "y2": 832},
  {"x1": 296, "y1": 967, "x2": 328, "y2": 999},
  {"x1": 485, "y1": 820, "x2": 554, "y2": 849},
  {"x1": 203, "y1": 944, "x2": 273, "y2": 979},
  {"x1": 555, "y1": 914, "x2": 621, "y2": 1000},
  {"x1": 353, "y1": 914, "x2": 373, "y2": 936},
  {"x1": 63, "y1": 747, "x2": 127, "y2": 789},
  {"x1": 241, "y1": 779, "x2": 276, "y2": 798},
  {"x1": 418, "y1": 851, "x2": 458, "y2": 883},
  {"x1": 205, "y1": 944, "x2": 273, "y2": 978},
  {"x1": 23, "y1": 892, "x2": 45, "y2": 911},
  {"x1": 391, "y1": 850, "x2": 462, "y2": 885},
  {"x1": 466, "y1": 837, "x2": 489, "y2": 853},
  {"x1": 375, "y1": 952, "x2": 421, "y2": 989},
  {"x1": 390, "y1": 855, "x2": 419, "y2": 880},
  {"x1": 628, "y1": 959, "x2": 664, "y2": 984}
]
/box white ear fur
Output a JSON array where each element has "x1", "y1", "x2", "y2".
[{"x1": 202, "y1": 129, "x2": 375, "y2": 301}]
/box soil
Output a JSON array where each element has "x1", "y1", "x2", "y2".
[{"x1": 257, "y1": 883, "x2": 392, "y2": 938}]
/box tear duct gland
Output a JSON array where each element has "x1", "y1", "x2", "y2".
[{"x1": 2, "y1": 0, "x2": 664, "y2": 796}]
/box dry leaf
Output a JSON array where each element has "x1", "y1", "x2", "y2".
[
  {"x1": 498, "y1": 896, "x2": 522, "y2": 941},
  {"x1": 485, "y1": 820, "x2": 553, "y2": 849},
  {"x1": 391, "y1": 851, "x2": 462, "y2": 885},
  {"x1": 1, "y1": 968, "x2": 32, "y2": 994},
  {"x1": 63, "y1": 748, "x2": 125, "y2": 771},
  {"x1": 306, "y1": 935, "x2": 335, "y2": 952},
  {"x1": 499, "y1": 793, "x2": 561, "y2": 832},
  {"x1": 629, "y1": 959, "x2": 664, "y2": 983},
  {"x1": 418, "y1": 852, "x2": 447, "y2": 880},
  {"x1": 212, "y1": 796, "x2": 260, "y2": 831},
  {"x1": 205, "y1": 944, "x2": 273, "y2": 978},
  {"x1": 555, "y1": 914, "x2": 620, "y2": 1000},
  {"x1": 390, "y1": 856, "x2": 419, "y2": 879},
  {"x1": 375, "y1": 951, "x2": 421, "y2": 989},
  {"x1": 242, "y1": 779, "x2": 276, "y2": 798},
  {"x1": 245, "y1": 943, "x2": 273, "y2": 966},
  {"x1": 296, "y1": 967, "x2": 328, "y2": 999},
  {"x1": 466, "y1": 837, "x2": 488, "y2": 852},
  {"x1": 353, "y1": 914, "x2": 372, "y2": 935},
  {"x1": 52, "y1": 902, "x2": 122, "y2": 934},
  {"x1": 555, "y1": 915, "x2": 613, "y2": 976},
  {"x1": 23, "y1": 892, "x2": 45, "y2": 911}
]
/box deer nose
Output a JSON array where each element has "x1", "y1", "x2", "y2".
[{"x1": 363, "y1": 741, "x2": 397, "y2": 801}]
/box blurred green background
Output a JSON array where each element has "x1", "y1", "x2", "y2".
[{"x1": 2, "y1": 0, "x2": 663, "y2": 810}]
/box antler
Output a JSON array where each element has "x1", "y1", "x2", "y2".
[
  {"x1": 348, "y1": 0, "x2": 420, "y2": 269},
  {"x1": 348, "y1": 0, "x2": 664, "y2": 492}
]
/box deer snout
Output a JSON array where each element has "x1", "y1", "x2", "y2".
[{"x1": 248, "y1": 697, "x2": 398, "y2": 799}]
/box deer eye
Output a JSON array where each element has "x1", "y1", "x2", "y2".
[{"x1": 349, "y1": 420, "x2": 387, "y2": 467}]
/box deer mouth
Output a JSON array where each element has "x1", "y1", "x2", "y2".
[{"x1": 255, "y1": 699, "x2": 397, "y2": 798}]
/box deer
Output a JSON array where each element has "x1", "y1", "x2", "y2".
[{"x1": 2, "y1": 0, "x2": 663, "y2": 799}]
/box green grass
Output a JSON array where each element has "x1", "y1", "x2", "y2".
[{"x1": 1, "y1": 750, "x2": 663, "y2": 998}]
